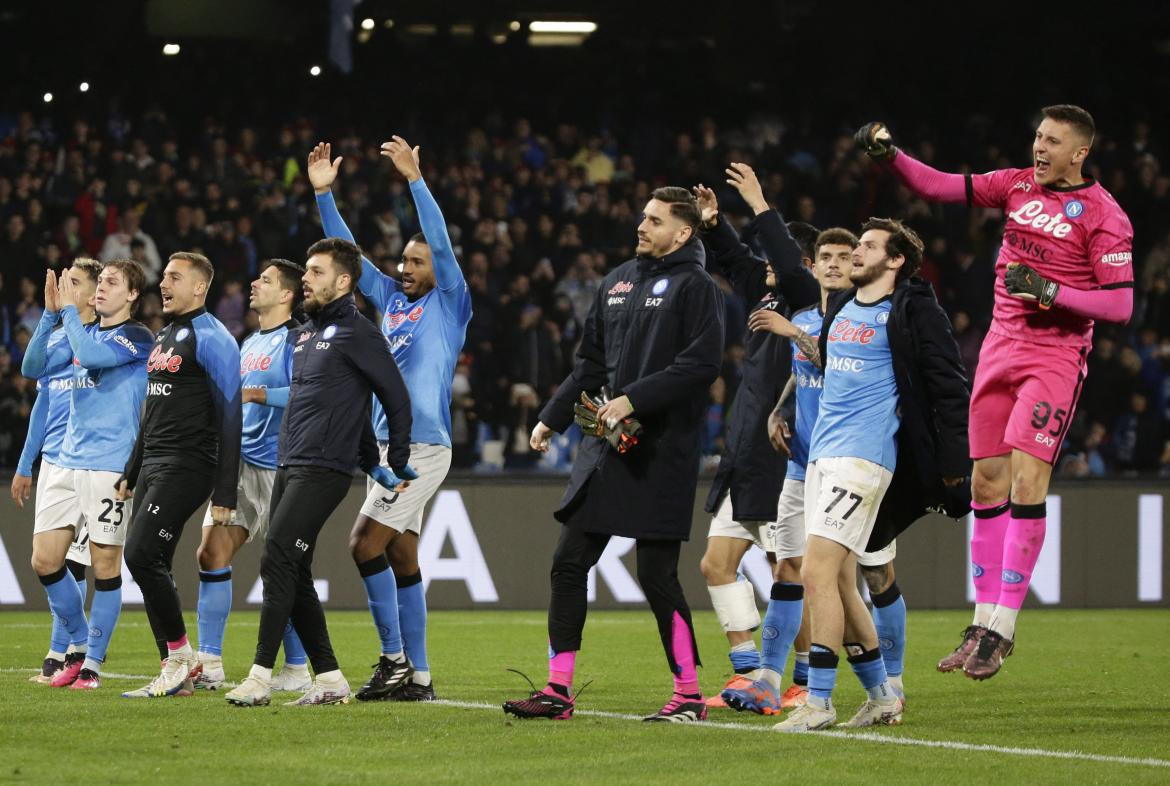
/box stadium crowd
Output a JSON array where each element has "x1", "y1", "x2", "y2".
[{"x1": 0, "y1": 106, "x2": 1167, "y2": 477}]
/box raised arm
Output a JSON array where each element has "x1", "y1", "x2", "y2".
[
  {"x1": 381, "y1": 136, "x2": 468, "y2": 304},
  {"x1": 855, "y1": 123, "x2": 967, "y2": 203},
  {"x1": 308, "y1": 142, "x2": 399, "y2": 311},
  {"x1": 61, "y1": 306, "x2": 133, "y2": 369}
]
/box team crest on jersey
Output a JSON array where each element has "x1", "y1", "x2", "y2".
[
  {"x1": 876, "y1": 311, "x2": 889, "y2": 324},
  {"x1": 1064, "y1": 199, "x2": 1084, "y2": 219},
  {"x1": 174, "y1": 328, "x2": 190, "y2": 342},
  {"x1": 652, "y1": 278, "x2": 670, "y2": 296},
  {"x1": 322, "y1": 325, "x2": 337, "y2": 340},
  {"x1": 269, "y1": 333, "x2": 283, "y2": 347}
]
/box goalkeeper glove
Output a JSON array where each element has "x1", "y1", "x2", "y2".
[
  {"x1": 1004, "y1": 262, "x2": 1059, "y2": 309},
  {"x1": 854, "y1": 122, "x2": 897, "y2": 161},
  {"x1": 572, "y1": 388, "x2": 643, "y2": 454}
]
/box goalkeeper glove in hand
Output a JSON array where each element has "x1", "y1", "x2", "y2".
[
  {"x1": 573, "y1": 389, "x2": 643, "y2": 454},
  {"x1": 1004, "y1": 262, "x2": 1059, "y2": 309},
  {"x1": 854, "y1": 122, "x2": 896, "y2": 161}
]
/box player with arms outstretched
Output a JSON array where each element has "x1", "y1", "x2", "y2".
[
  {"x1": 309, "y1": 138, "x2": 471, "y2": 701},
  {"x1": 857, "y1": 105, "x2": 1134, "y2": 679}
]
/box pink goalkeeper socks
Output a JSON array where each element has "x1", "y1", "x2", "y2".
[
  {"x1": 548, "y1": 646, "x2": 576, "y2": 691},
  {"x1": 970, "y1": 500, "x2": 1011, "y2": 605},
  {"x1": 998, "y1": 503, "x2": 1047, "y2": 611},
  {"x1": 671, "y1": 611, "x2": 699, "y2": 695}
]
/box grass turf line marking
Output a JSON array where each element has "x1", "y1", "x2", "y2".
[{"x1": 6, "y1": 668, "x2": 1168, "y2": 770}]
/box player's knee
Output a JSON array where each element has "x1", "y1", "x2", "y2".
[
  {"x1": 775, "y1": 557, "x2": 802, "y2": 584},
  {"x1": 196, "y1": 542, "x2": 227, "y2": 571},
  {"x1": 860, "y1": 564, "x2": 892, "y2": 595},
  {"x1": 1010, "y1": 467, "x2": 1049, "y2": 505},
  {"x1": 389, "y1": 551, "x2": 419, "y2": 577},
  {"x1": 30, "y1": 552, "x2": 60, "y2": 576},
  {"x1": 550, "y1": 556, "x2": 589, "y2": 588},
  {"x1": 971, "y1": 466, "x2": 1009, "y2": 505},
  {"x1": 699, "y1": 552, "x2": 735, "y2": 585}
]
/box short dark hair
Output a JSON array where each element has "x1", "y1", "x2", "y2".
[
  {"x1": 169, "y1": 251, "x2": 214, "y2": 284},
  {"x1": 786, "y1": 221, "x2": 820, "y2": 260},
  {"x1": 860, "y1": 217, "x2": 923, "y2": 282},
  {"x1": 650, "y1": 186, "x2": 702, "y2": 233},
  {"x1": 102, "y1": 259, "x2": 146, "y2": 315},
  {"x1": 406, "y1": 232, "x2": 428, "y2": 247},
  {"x1": 70, "y1": 257, "x2": 103, "y2": 283},
  {"x1": 261, "y1": 258, "x2": 305, "y2": 306},
  {"x1": 306, "y1": 237, "x2": 363, "y2": 287},
  {"x1": 815, "y1": 227, "x2": 860, "y2": 255},
  {"x1": 1041, "y1": 104, "x2": 1095, "y2": 148}
]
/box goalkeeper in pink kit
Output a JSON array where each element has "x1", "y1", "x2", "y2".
[{"x1": 857, "y1": 105, "x2": 1133, "y2": 679}]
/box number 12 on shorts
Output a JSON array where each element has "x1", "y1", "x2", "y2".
[{"x1": 825, "y1": 486, "x2": 863, "y2": 519}]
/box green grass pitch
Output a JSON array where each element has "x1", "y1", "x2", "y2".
[{"x1": 2, "y1": 608, "x2": 1168, "y2": 784}]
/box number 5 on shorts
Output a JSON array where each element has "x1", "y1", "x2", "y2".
[{"x1": 824, "y1": 486, "x2": 863, "y2": 519}]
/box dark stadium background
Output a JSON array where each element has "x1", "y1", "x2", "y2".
[{"x1": 1, "y1": 0, "x2": 1169, "y2": 478}]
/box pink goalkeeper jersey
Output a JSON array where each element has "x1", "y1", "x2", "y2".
[{"x1": 969, "y1": 167, "x2": 1134, "y2": 347}]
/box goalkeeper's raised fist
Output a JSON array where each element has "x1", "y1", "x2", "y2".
[{"x1": 854, "y1": 122, "x2": 896, "y2": 161}]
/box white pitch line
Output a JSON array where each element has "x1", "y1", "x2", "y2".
[{"x1": 6, "y1": 668, "x2": 1168, "y2": 770}]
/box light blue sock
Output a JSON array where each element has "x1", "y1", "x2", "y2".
[
  {"x1": 848, "y1": 646, "x2": 892, "y2": 700},
  {"x1": 761, "y1": 583, "x2": 803, "y2": 681},
  {"x1": 197, "y1": 567, "x2": 232, "y2": 656},
  {"x1": 282, "y1": 620, "x2": 308, "y2": 666},
  {"x1": 808, "y1": 644, "x2": 838, "y2": 705},
  {"x1": 82, "y1": 577, "x2": 122, "y2": 672},
  {"x1": 397, "y1": 575, "x2": 429, "y2": 672},
  {"x1": 359, "y1": 558, "x2": 402, "y2": 656},
  {"x1": 40, "y1": 567, "x2": 88, "y2": 647},
  {"x1": 870, "y1": 583, "x2": 906, "y2": 678},
  {"x1": 48, "y1": 572, "x2": 85, "y2": 656}
]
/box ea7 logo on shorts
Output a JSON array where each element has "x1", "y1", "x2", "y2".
[
  {"x1": 295, "y1": 539, "x2": 310, "y2": 552},
  {"x1": 373, "y1": 493, "x2": 399, "y2": 511},
  {"x1": 1034, "y1": 432, "x2": 1056, "y2": 448},
  {"x1": 1099, "y1": 251, "x2": 1132, "y2": 267}
]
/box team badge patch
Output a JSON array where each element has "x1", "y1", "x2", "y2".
[
  {"x1": 1064, "y1": 199, "x2": 1084, "y2": 219},
  {"x1": 270, "y1": 333, "x2": 284, "y2": 347},
  {"x1": 322, "y1": 325, "x2": 337, "y2": 340},
  {"x1": 651, "y1": 278, "x2": 669, "y2": 295},
  {"x1": 174, "y1": 328, "x2": 190, "y2": 342}
]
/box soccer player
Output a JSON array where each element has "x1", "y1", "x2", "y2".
[
  {"x1": 503, "y1": 187, "x2": 724, "y2": 723},
  {"x1": 119, "y1": 252, "x2": 242, "y2": 699},
  {"x1": 689, "y1": 165, "x2": 818, "y2": 715},
  {"x1": 225, "y1": 237, "x2": 415, "y2": 708},
  {"x1": 22, "y1": 259, "x2": 154, "y2": 690},
  {"x1": 14, "y1": 258, "x2": 100, "y2": 684},
  {"x1": 191, "y1": 260, "x2": 308, "y2": 691},
  {"x1": 857, "y1": 105, "x2": 1134, "y2": 678},
  {"x1": 774, "y1": 219, "x2": 969, "y2": 732},
  {"x1": 737, "y1": 228, "x2": 859, "y2": 711},
  {"x1": 308, "y1": 137, "x2": 471, "y2": 702}
]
